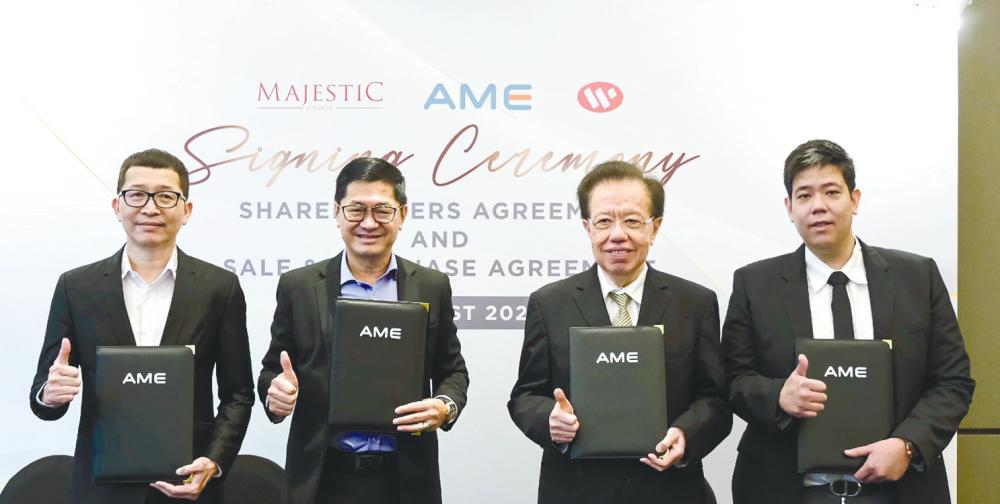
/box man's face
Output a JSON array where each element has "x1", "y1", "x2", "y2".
[
  {"x1": 583, "y1": 179, "x2": 662, "y2": 286},
  {"x1": 784, "y1": 164, "x2": 861, "y2": 256},
  {"x1": 335, "y1": 181, "x2": 408, "y2": 264},
  {"x1": 112, "y1": 166, "x2": 191, "y2": 250}
]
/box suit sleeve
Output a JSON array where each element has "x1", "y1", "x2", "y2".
[
  {"x1": 670, "y1": 291, "x2": 732, "y2": 462},
  {"x1": 207, "y1": 275, "x2": 255, "y2": 475},
  {"x1": 30, "y1": 273, "x2": 76, "y2": 421},
  {"x1": 258, "y1": 274, "x2": 294, "y2": 424},
  {"x1": 507, "y1": 293, "x2": 558, "y2": 449},
  {"x1": 429, "y1": 278, "x2": 469, "y2": 431},
  {"x1": 722, "y1": 269, "x2": 789, "y2": 432},
  {"x1": 891, "y1": 259, "x2": 975, "y2": 468}
]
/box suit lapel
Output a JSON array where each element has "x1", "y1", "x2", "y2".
[
  {"x1": 778, "y1": 245, "x2": 814, "y2": 340},
  {"x1": 160, "y1": 249, "x2": 196, "y2": 346},
  {"x1": 637, "y1": 266, "x2": 670, "y2": 326},
  {"x1": 573, "y1": 266, "x2": 612, "y2": 327},
  {"x1": 320, "y1": 253, "x2": 343, "y2": 337},
  {"x1": 101, "y1": 247, "x2": 135, "y2": 347},
  {"x1": 860, "y1": 240, "x2": 894, "y2": 340},
  {"x1": 396, "y1": 256, "x2": 420, "y2": 303}
]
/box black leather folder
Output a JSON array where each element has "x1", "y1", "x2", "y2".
[
  {"x1": 329, "y1": 298, "x2": 428, "y2": 432},
  {"x1": 92, "y1": 346, "x2": 194, "y2": 483},
  {"x1": 568, "y1": 326, "x2": 668, "y2": 459},
  {"x1": 796, "y1": 338, "x2": 894, "y2": 473}
]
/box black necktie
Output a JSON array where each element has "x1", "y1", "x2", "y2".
[{"x1": 827, "y1": 271, "x2": 854, "y2": 340}]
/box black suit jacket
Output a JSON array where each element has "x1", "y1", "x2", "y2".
[
  {"x1": 508, "y1": 265, "x2": 731, "y2": 504},
  {"x1": 257, "y1": 253, "x2": 469, "y2": 504},
  {"x1": 29, "y1": 248, "x2": 255, "y2": 504},
  {"x1": 722, "y1": 242, "x2": 975, "y2": 504}
]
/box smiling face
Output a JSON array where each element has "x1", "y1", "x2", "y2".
[
  {"x1": 785, "y1": 164, "x2": 861, "y2": 263},
  {"x1": 336, "y1": 180, "x2": 408, "y2": 268},
  {"x1": 583, "y1": 179, "x2": 662, "y2": 287},
  {"x1": 112, "y1": 166, "x2": 191, "y2": 252}
]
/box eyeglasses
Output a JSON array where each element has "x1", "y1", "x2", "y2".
[
  {"x1": 119, "y1": 190, "x2": 186, "y2": 209},
  {"x1": 337, "y1": 204, "x2": 400, "y2": 223},
  {"x1": 586, "y1": 216, "x2": 656, "y2": 232}
]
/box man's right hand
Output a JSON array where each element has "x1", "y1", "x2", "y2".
[
  {"x1": 42, "y1": 338, "x2": 80, "y2": 407},
  {"x1": 549, "y1": 388, "x2": 579, "y2": 444},
  {"x1": 778, "y1": 354, "x2": 827, "y2": 418},
  {"x1": 267, "y1": 351, "x2": 299, "y2": 417}
]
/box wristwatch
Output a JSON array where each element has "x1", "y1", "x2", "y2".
[
  {"x1": 435, "y1": 395, "x2": 458, "y2": 423},
  {"x1": 902, "y1": 438, "x2": 914, "y2": 459}
]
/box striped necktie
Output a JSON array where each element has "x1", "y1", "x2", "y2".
[{"x1": 608, "y1": 292, "x2": 632, "y2": 327}]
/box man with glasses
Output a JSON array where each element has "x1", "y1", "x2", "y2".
[
  {"x1": 29, "y1": 148, "x2": 254, "y2": 503},
  {"x1": 508, "y1": 161, "x2": 731, "y2": 503},
  {"x1": 722, "y1": 139, "x2": 974, "y2": 503},
  {"x1": 258, "y1": 157, "x2": 468, "y2": 504}
]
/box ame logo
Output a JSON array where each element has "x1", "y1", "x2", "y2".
[
  {"x1": 122, "y1": 372, "x2": 167, "y2": 385},
  {"x1": 823, "y1": 366, "x2": 868, "y2": 378},
  {"x1": 360, "y1": 326, "x2": 402, "y2": 340},
  {"x1": 595, "y1": 351, "x2": 639, "y2": 364}
]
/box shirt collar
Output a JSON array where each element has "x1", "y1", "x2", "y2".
[
  {"x1": 804, "y1": 238, "x2": 868, "y2": 293},
  {"x1": 341, "y1": 254, "x2": 398, "y2": 287},
  {"x1": 121, "y1": 246, "x2": 179, "y2": 283},
  {"x1": 596, "y1": 263, "x2": 648, "y2": 305}
]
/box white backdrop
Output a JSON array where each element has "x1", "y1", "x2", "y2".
[{"x1": 0, "y1": 2, "x2": 961, "y2": 503}]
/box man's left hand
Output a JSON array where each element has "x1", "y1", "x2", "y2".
[
  {"x1": 845, "y1": 437, "x2": 910, "y2": 483},
  {"x1": 640, "y1": 427, "x2": 686, "y2": 472},
  {"x1": 150, "y1": 457, "x2": 218, "y2": 500},
  {"x1": 393, "y1": 398, "x2": 449, "y2": 433}
]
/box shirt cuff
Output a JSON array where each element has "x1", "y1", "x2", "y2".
[{"x1": 36, "y1": 383, "x2": 58, "y2": 408}]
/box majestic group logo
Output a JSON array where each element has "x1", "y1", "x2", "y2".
[
  {"x1": 256, "y1": 81, "x2": 384, "y2": 110},
  {"x1": 578, "y1": 82, "x2": 624, "y2": 113},
  {"x1": 424, "y1": 83, "x2": 532, "y2": 111}
]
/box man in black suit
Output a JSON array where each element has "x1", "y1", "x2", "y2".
[
  {"x1": 722, "y1": 139, "x2": 975, "y2": 503},
  {"x1": 29, "y1": 148, "x2": 255, "y2": 503},
  {"x1": 508, "y1": 161, "x2": 731, "y2": 503},
  {"x1": 258, "y1": 157, "x2": 469, "y2": 504}
]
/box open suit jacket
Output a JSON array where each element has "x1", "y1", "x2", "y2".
[
  {"x1": 29, "y1": 247, "x2": 255, "y2": 504},
  {"x1": 722, "y1": 242, "x2": 975, "y2": 504},
  {"x1": 508, "y1": 265, "x2": 732, "y2": 504},
  {"x1": 257, "y1": 253, "x2": 469, "y2": 504}
]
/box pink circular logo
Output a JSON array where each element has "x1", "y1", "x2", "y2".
[{"x1": 578, "y1": 82, "x2": 624, "y2": 113}]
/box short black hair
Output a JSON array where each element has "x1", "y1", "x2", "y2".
[
  {"x1": 335, "y1": 157, "x2": 408, "y2": 205},
  {"x1": 117, "y1": 148, "x2": 190, "y2": 198},
  {"x1": 577, "y1": 161, "x2": 664, "y2": 219},
  {"x1": 783, "y1": 139, "x2": 856, "y2": 196}
]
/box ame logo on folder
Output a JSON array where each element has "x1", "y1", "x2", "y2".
[
  {"x1": 595, "y1": 351, "x2": 639, "y2": 364},
  {"x1": 121, "y1": 372, "x2": 167, "y2": 384},
  {"x1": 359, "y1": 325, "x2": 402, "y2": 340}
]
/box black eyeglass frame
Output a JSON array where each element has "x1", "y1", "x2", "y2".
[
  {"x1": 335, "y1": 203, "x2": 401, "y2": 223},
  {"x1": 118, "y1": 190, "x2": 187, "y2": 209}
]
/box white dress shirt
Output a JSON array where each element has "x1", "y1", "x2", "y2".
[
  {"x1": 803, "y1": 238, "x2": 873, "y2": 486},
  {"x1": 121, "y1": 247, "x2": 178, "y2": 346},
  {"x1": 596, "y1": 263, "x2": 648, "y2": 326}
]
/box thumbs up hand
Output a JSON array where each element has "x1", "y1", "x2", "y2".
[
  {"x1": 267, "y1": 351, "x2": 299, "y2": 417},
  {"x1": 549, "y1": 388, "x2": 580, "y2": 444},
  {"x1": 779, "y1": 354, "x2": 828, "y2": 418},
  {"x1": 42, "y1": 338, "x2": 80, "y2": 407}
]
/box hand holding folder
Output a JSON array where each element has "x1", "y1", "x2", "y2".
[{"x1": 844, "y1": 437, "x2": 910, "y2": 483}]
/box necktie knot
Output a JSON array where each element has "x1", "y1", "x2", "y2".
[
  {"x1": 609, "y1": 291, "x2": 631, "y2": 309},
  {"x1": 608, "y1": 292, "x2": 632, "y2": 327},
  {"x1": 828, "y1": 271, "x2": 850, "y2": 287}
]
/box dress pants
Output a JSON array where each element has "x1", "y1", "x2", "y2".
[{"x1": 315, "y1": 449, "x2": 400, "y2": 504}]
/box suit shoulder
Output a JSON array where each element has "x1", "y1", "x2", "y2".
[
  {"x1": 182, "y1": 254, "x2": 238, "y2": 282},
  {"x1": 278, "y1": 259, "x2": 330, "y2": 287},
  {"x1": 868, "y1": 245, "x2": 933, "y2": 266},
  {"x1": 733, "y1": 251, "x2": 799, "y2": 278},
  {"x1": 58, "y1": 253, "x2": 119, "y2": 285},
  {"x1": 530, "y1": 270, "x2": 590, "y2": 302},
  {"x1": 651, "y1": 269, "x2": 716, "y2": 300},
  {"x1": 401, "y1": 257, "x2": 451, "y2": 287}
]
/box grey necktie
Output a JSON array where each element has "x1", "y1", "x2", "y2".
[{"x1": 608, "y1": 292, "x2": 632, "y2": 327}]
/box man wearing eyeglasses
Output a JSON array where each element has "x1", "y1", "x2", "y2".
[
  {"x1": 29, "y1": 148, "x2": 254, "y2": 503},
  {"x1": 508, "y1": 161, "x2": 731, "y2": 503},
  {"x1": 258, "y1": 157, "x2": 468, "y2": 504}
]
